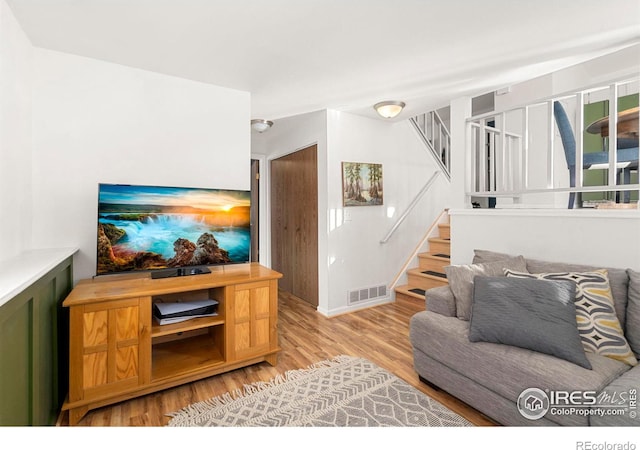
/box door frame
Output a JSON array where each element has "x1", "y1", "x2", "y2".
[{"x1": 251, "y1": 153, "x2": 268, "y2": 266}]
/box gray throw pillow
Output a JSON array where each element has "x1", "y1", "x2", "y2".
[
  {"x1": 506, "y1": 269, "x2": 637, "y2": 367},
  {"x1": 626, "y1": 269, "x2": 640, "y2": 358},
  {"x1": 469, "y1": 276, "x2": 592, "y2": 369},
  {"x1": 444, "y1": 255, "x2": 528, "y2": 320}
]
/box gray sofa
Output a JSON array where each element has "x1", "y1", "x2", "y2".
[{"x1": 409, "y1": 249, "x2": 640, "y2": 426}]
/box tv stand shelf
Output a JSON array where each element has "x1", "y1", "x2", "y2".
[
  {"x1": 152, "y1": 334, "x2": 225, "y2": 381},
  {"x1": 151, "y1": 315, "x2": 225, "y2": 337},
  {"x1": 61, "y1": 263, "x2": 282, "y2": 425}
]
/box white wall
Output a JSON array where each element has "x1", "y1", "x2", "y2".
[
  {"x1": 325, "y1": 111, "x2": 448, "y2": 315},
  {"x1": 31, "y1": 48, "x2": 251, "y2": 281},
  {"x1": 450, "y1": 209, "x2": 640, "y2": 271},
  {"x1": 0, "y1": 0, "x2": 33, "y2": 262},
  {"x1": 254, "y1": 109, "x2": 449, "y2": 316},
  {"x1": 449, "y1": 97, "x2": 471, "y2": 209}
]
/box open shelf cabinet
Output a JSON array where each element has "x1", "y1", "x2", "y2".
[{"x1": 61, "y1": 263, "x2": 281, "y2": 425}]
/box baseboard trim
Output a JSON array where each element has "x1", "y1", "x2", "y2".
[{"x1": 317, "y1": 297, "x2": 393, "y2": 317}]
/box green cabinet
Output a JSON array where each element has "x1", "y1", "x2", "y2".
[{"x1": 0, "y1": 253, "x2": 73, "y2": 426}]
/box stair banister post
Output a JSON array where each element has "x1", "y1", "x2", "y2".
[
  {"x1": 522, "y1": 105, "x2": 530, "y2": 191},
  {"x1": 500, "y1": 112, "x2": 507, "y2": 192},
  {"x1": 575, "y1": 92, "x2": 585, "y2": 190},
  {"x1": 608, "y1": 83, "x2": 619, "y2": 188},
  {"x1": 547, "y1": 101, "x2": 555, "y2": 189}
]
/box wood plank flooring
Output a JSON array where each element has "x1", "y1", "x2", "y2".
[{"x1": 58, "y1": 291, "x2": 496, "y2": 426}]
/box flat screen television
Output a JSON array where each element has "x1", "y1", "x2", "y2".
[{"x1": 96, "y1": 183, "x2": 251, "y2": 277}]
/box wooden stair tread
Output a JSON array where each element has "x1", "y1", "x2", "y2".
[
  {"x1": 394, "y1": 284, "x2": 426, "y2": 301},
  {"x1": 418, "y1": 252, "x2": 450, "y2": 261},
  {"x1": 407, "y1": 268, "x2": 448, "y2": 280},
  {"x1": 395, "y1": 209, "x2": 450, "y2": 302},
  {"x1": 437, "y1": 222, "x2": 450, "y2": 240},
  {"x1": 408, "y1": 287, "x2": 426, "y2": 296},
  {"x1": 421, "y1": 270, "x2": 447, "y2": 279}
]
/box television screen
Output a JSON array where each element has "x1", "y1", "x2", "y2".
[{"x1": 97, "y1": 183, "x2": 251, "y2": 276}]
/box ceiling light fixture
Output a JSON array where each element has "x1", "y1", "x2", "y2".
[
  {"x1": 374, "y1": 101, "x2": 406, "y2": 119},
  {"x1": 251, "y1": 119, "x2": 273, "y2": 133}
]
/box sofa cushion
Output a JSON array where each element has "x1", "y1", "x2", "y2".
[
  {"x1": 506, "y1": 269, "x2": 637, "y2": 367},
  {"x1": 409, "y1": 310, "x2": 630, "y2": 426},
  {"x1": 412, "y1": 348, "x2": 561, "y2": 426},
  {"x1": 626, "y1": 269, "x2": 640, "y2": 358},
  {"x1": 444, "y1": 255, "x2": 527, "y2": 320},
  {"x1": 469, "y1": 276, "x2": 591, "y2": 369},
  {"x1": 590, "y1": 364, "x2": 640, "y2": 426},
  {"x1": 473, "y1": 249, "x2": 519, "y2": 265},
  {"x1": 473, "y1": 249, "x2": 629, "y2": 327}
]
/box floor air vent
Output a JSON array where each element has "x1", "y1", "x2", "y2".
[{"x1": 348, "y1": 285, "x2": 388, "y2": 305}]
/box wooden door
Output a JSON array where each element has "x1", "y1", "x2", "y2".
[{"x1": 270, "y1": 145, "x2": 319, "y2": 307}]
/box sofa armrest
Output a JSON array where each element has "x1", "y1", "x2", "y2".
[{"x1": 425, "y1": 286, "x2": 456, "y2": 317}]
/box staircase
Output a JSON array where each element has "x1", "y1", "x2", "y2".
[
  {"x1": 389, "y1": 108, "x2": 451, "y2": 302},
  {"x1": 394, "y1": 214, "x2": 450, "y2": 302}
]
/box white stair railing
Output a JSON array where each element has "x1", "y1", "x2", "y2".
[
  {"x1": 469, "y1": 118, "x2": 523, "y2": 195},
  {"x1": 410, "y1": 111, "x2": 451, "y2": 178},
  {"x1": 466, "y1": 76, "x2": 639, "y2": 206},
  {"x1": 380, "y1": 171, "x2": 441, "y2": 244}
]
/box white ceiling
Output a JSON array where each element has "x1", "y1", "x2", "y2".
[{"x1": 6, "y1": 0, "x2": 640, "y2": 121}]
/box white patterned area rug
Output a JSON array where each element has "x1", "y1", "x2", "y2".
[{"x1": 167, "y1": 355, "x2": 473, "y2": 427}]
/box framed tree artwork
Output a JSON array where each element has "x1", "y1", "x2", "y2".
[{"x1": 342, "y1": 162, "x2": 383, "y2": 206}]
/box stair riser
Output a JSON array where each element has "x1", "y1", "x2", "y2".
[
  {"x1": 438, "y1": 224, "x2": 450, "y2": 240},
  {"x1": 418, "y1": 257, "x2": 449, "y2": 273},
  {"x1": 395, "y1": 291, "x2": 425, "y2": 303},
  {"x1": 407, "y1": 273, "x2": 448, "y2": 290},
  {"x1": 428, "y1": 240, "x2": 450, "y2": 255}
]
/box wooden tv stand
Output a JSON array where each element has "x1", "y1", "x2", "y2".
[{"x1": 61, "y1": 263, "x2": 282, "y2": 425}]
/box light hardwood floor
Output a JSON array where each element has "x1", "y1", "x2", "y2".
[{"x1": 58, "y1": 291, "x2": 496, "y2": 426}]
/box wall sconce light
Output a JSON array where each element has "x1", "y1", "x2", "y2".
[
  {"x1": 374, "y1": 101, "x2": 406, "y2": 119},
  {"x1": 251, "y1": 119, "x2": 273, "y2": 133}
]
